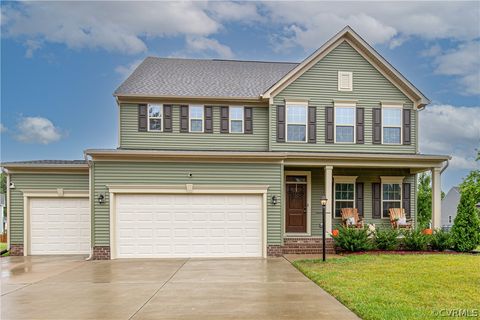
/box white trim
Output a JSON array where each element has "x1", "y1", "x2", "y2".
[
  {"x1": 108, "y1": 184, "x2": 269, "y2": 259},
  {"x1": 188, "y1": 105, "x2": 204, "y2": 133},
  {"x1": 229, "y1": 106, "x2": 244, "y2": 134},
  {"x1": 333, "y1": 176, "x2": 358, "y2": 183},
  {"x1": 338, "y1": 71, "x2": 353, "y2": 91},
  {"x1": 6, "y1": 174, "x2": 10, "y2": 249},
  {"x1": 334, "y1": 102, "x2": 356, "y2": 144},
  {"x1": 333, "y1": 176, "x2": 357, "y2": 219},
  {"x1": 22, "y1": 189, "x2": 90, "y2": 256},
  {"x1": 380, "y1": 177, "x2": 404, "y2": 219},
  {"x1": 147, "y1": 104, "x2": 163, "y2": 132},
  {"x1": 380, "y1": 176, "x2": 405, "y2": 184},
  {"x1": 381, "y1": 104, "x2": 403, "y2": 145},
  {"x1": 284, "y1": 171, "x2": 312, "y2": 236},
  {"x1": 285, "y1": 102, "x2": 308, "y2": 143}
]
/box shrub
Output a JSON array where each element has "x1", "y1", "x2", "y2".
[
  {"x1": 451, "y1": 190, "x2": 480, "y2": 252},
  {"x1": 402, "y1": 229, "x2": 430, "y2": 251},
  {"x1": 374, "y1": 228, "x2": 400, "y2": 250},
  {"x1": 334, "y1": 227, "x2": 373, "y2": 252},
  {"x1": 430, "y1": 229, "x2": 453, "y2": 251}
]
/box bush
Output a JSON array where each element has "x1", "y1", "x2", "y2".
[
  {"x1": 334, "y1": 227, "x2": 373, "y2": 252},
  {"x1": 430, "y1": 229, "x2": 453, "y2": 251},
  {"x1": 374, "y1": 228, "x2": 400, "y2": 250},
  {"x1": 402, "y1": 229, "x2": 430, "y2": 251},
  {"x1": 451, "y1": 190, "x2": 480, "y2": 252}
]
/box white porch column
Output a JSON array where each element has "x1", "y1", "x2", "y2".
[
  {"x1": 431, "y1": 167, "x2": 442, "y2": 229},
  {"x1": 325, "y1": 166, "x2": 333, "y2": 236}
]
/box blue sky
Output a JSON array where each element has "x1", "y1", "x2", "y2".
[{"x1": 1, "y1": 1, "x2": 479, "y2": 191}]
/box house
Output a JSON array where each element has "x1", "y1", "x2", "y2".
[
  {"x1": 441, "y1": 187, "x2": 461, "y2": 230},
  {"x1": 1, "y1": 26, "x2": 450, "y2": 259}
]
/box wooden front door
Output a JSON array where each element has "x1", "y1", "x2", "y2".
[{"x1": 285, "y1": 177, "x2": 307, "y2": 233}]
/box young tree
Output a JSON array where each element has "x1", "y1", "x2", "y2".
[{"x1": 417, "y1": 172, "x2": 432, "y2": 229}]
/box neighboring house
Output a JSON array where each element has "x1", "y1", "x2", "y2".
[
  {"x1": 441, "y1": 187, "x2": 461, "y2": 230},
  {"x1": 0, "y1": 194, "x2": 5, "y2": 234},
  {"x1": 1, "y1": 27, "x2": 450, "y2": 259}
]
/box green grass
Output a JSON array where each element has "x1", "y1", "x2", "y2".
[
  {"x1": 0, "y1": 242, "x2": 6, "y2": 251},
  {"x1": 293, "y1": 254, "x2": 480, "y2": 320}
]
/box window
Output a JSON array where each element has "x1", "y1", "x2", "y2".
[
  {"x1": 335, "y1": 183, "x2": 355, "y2": 218},
  {"x1": 382, "y1": 183, "x2": 401, "y2": 218},
  {"x1": 148, "y1": 104, "x2": 162, "y2": 131},
  {"x1": 382, "y1": 106, "x2": 402, "y2": 144},
  {"x1": 338, "y1": 71, "x2": 353, "y2": 91},
  {"x1": 189, "y1": 105, "x2": 204, "y2": 132},
  {"x1": 335, "y1": 106, "x2": 355, "y2": 143},
  {"x1": 286, "y1": 103, "x2": 307, "y2": 142},
  {"x1": 229, "y1": 106, "x2": 244, "y2": 133}
]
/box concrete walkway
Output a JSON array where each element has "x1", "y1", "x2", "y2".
[{"x1": 1, "y1": 255, "x2": 358, "y2": 320}]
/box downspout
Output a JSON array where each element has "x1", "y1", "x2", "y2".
[
  {"x1": 441, "y1": 159, "x2": 449, "y2": 174},
  {"x1": 85, "y1": 152, "x2": 94, "y2": 261}
]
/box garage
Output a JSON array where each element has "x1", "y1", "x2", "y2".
[
  {"x1": 29, "y1": 198, "x2": 91, "y2": 255},
  {"x1": 114, "y1": 194, "x2": 263, "y2": 258}
]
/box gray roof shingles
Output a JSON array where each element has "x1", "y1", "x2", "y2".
[
  {"x1": 114, "y1": 57, "x2": 298, "y2": 98},
  {"x1": 2, "y1": 160, "x2": 86, "y2": 165}
]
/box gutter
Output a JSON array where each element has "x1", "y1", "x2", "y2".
[
  {"x1": 441, "y1": 159, "x2": 449, "y2": 174},
  {"x1": 84, "y1": 153, "x2": 94, "y2": 261}
]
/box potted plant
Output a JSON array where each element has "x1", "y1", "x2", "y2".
[
  {"x1": 332, "y1": 229, "x2": 339, "y2": 237},
  {"x1": 422, "y1": 228, "x2": 433, "y2": 235}
]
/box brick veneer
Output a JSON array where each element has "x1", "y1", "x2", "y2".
[
  {"x1": 267, "y1": 237, "x2": 335, "y2": 256},
  {"x1": 9, "y1": 244, "x2": 24, "y2": 256},
  {"x1": 92, "y1": 246, "x2": 110, "y2": 260}
]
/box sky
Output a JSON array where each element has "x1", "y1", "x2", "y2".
[{"x1": 1, "y1": 1, "x2": 479, "y2": 192}]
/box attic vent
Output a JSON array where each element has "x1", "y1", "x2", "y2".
[{"x1": 338, "y1": 71, "x2": 353, "y2": 91}]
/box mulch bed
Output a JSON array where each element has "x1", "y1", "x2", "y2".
[{"x1": 339, "y1": 250, "x2": 466, "y2": 255}]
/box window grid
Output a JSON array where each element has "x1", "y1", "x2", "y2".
[
  {"x1": 148, "y1": 104, "x2": 162, "y2": 132},
  {"x1": 335, "y1": 106, "x2": 355, "y2": 143},
  {"x1": 335, "y1": 183, "x2": 355, "y2": 218},
  {"x1": 382, "y1": 107, "x2": 402, "y2": 144},
  {"x1": 189, "y1": 105, "x2": 204, "y2": 133},
  {"x1": 286, "y1": 104, "x2": 307, "y2": 142},
  {"x1": 229, "y1": 106, "x2": 244, "y2": 133},
  {"x1": 382, "y1": 183, "x2": 402, "y2": 218}
]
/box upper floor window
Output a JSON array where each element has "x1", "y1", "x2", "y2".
[
  {"x1": 382, "y1": 106, "x2": 402, "y2": 144},
  {"x1": 286, "y1": 103, "x2": 307, "y2": 142},
  {"x1": 338, "y1": 71, "x2": 353, "y2": 91},
  {"x1": 189, "y1": 105, "x2": 204, "y2": 133},
  {"x1": 148, "y1": 104, "x2": 162, "y2": 131},
  {"x1": 335, "y1": 105, "x2": 355, "y2": 143},
  {"x1": 229, "y1": 106, "x2": 244, "y2": 133}
]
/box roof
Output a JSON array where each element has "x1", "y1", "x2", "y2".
[
  {"x1": 114, "y1": 58, "x2": 297, "y2": 99},
  {"x1": 1, "y1": 160, "x2": 88, "y2": 170}
]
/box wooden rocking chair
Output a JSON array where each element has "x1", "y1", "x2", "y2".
[
  {"x1": 389, "y1": 208, "x2": 412, "y2": 229},
  {"x1": 340, "y1": 208, "x2": 364, "y2": 229}
]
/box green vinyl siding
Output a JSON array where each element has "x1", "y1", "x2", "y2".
[
  {"x1": 272, "y1": 41, "x2": 417, "y2": 153},
  {"x1": 9, "y1": 173, "x2": 89, "y2": 244},
  {"x1": 119, "y1": 104, "x2": 269, "y2": 151},
  {"x1": 92, "y1": 161, "x2": 282, "y2": 246}
]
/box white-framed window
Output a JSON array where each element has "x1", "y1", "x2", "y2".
[
  {"x1": 229, "y1": 106, "x2": 244, "y2": 133},
  {"x1": 286, "y1": 103, "x2": 308, "y2": 142},
  {"x1": 381, "y1": 176, "x2": 403, "y2": 218},
  {"x1": 338, "y1": 71, "x2": 353, "y2": 91},
  {"x1": 334, "y1": 176, "x2": 357, "y2": 218},
  {"x1": 334, "y1": 103, "x2": 356, "y2": 143},
  {"x1": 189, "y1": 105, "x2": 204, "y2": 133},
  {"x1": 148, "y1": 104, "x2": 162, "y2": 131},
  {"x1": 382, "y1": 104, "x2": 402, "y2": 144}
]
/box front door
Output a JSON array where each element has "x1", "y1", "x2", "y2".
[{"x1": 285, "y1": 175, "x2": 307, "y2": 233}]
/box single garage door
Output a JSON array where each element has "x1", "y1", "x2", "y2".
[
  {"x1": 29, "y1": 198, "x2": 90, "y2": 255},
  {"x1": 115, "y1": 194, "x2": 263, "y2": 258}
]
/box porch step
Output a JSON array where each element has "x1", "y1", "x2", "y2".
[{"x1": 281, "y1": 237, "x2": 336, "y2": 255}]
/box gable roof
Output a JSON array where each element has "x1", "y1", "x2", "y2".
[
  {"x1": 114, "y1": 58, "x2": 297, "y2": 99},
  {"x1": 263, "y1": 26, "x2": 430, "y2": 108}
]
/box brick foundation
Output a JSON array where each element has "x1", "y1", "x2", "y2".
[
  {"x1": 267, "y1": 237, "x2": 335, "y2": 256},
  {"x1": 9, "y1": 244, "x2": 24, "y2": 256},
  {"x1": 92, "y1": 246, "x2": 111, "y2": 260}
]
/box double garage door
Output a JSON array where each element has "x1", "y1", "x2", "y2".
[{"x1": 115, "y1": 194, "x2": 263, "y2": 258}]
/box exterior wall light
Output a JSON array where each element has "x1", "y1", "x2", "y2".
[
  {"x1": 9, "y1": 182, "x2": 15, "y2": 189},
  {"x1": 272, "y1": 195, "x2": 277, "y2": 205},
  {"x1": 320, "y1": 194, "x2": 328, "y2": 262},
  {"x1": 98, "y1": 194, "x2": 105, "y2": 205}
]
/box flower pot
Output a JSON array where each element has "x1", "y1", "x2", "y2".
[
  {"x1": 332, "y1": 229, "x2": 339, "y2": 237},
  {"x1": 422, "y1": 229, "x2": 433, "y2": 235}
]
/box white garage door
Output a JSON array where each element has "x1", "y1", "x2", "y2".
[
  {"x1": 115, "y1": 194, "x2": 263, "y2": 258},
  {"x1": 29, "y1": 198, "x2": 90, "y2": 255}
]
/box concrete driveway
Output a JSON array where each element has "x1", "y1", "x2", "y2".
[{"x1": 1, "y1": 255, "x2": 358, "y2": 320}]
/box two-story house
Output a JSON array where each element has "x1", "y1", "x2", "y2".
[{"x1": 2, "y1": 27, "x2": 449, "y2": 259}]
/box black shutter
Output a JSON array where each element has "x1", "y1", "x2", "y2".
[
  {"x1": 244, "y1": 107, "x2": 253, "y2": 134},
  {"x1": 138, "y1": 104, "x2": 148, "y2": 132},
  {"x1": 325, "y1": 106, "x2": 334, "y2": 143},
  {"x1": 163, "y1": 105, "x2": 172, "y2": 132},
  {"x1": 308, "y1": 106, "x2": 316, "y2": 143},
  {"x1": 220, "y1": 106, "x2": 229, "y2": 133},
  {"x1": 356, "y1": 107, "x2": 364, "y2": 144},
  {"x1": 356, "y1": 182, "x2": 364, "y2": 217},
  {"x1": 180, "y1": 105, "x2": 189, "y2": 133},
  {"x1": 372, "y1": 183, "x2": 381, "y2": 219},
  {"x1": 403, "y1": 183, "x2": 411, "y2": 219},
  {"x1": 373, "y1": 108, "x2": 382, "y2": 144},
  {"x1": 204, "y1": 106, "x2": 213, "y2": 133},
  {"x1": 276, "y1": 105, "x2": 285, "y2": 142},
  {"x1": 403, "y1": 109, "x2": 411, "y2": 145}
]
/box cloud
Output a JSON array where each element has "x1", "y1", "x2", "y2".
[
  {"x1": 421, "y1": 44, "x2": 442, "y2": 57},
  {"x1": 15, "y1": 116, "x2": 64, "y2": 144},
  {"x1": 115, "y1": 59, "x2": 144, "y2": 79},
  {"x1": 0, "y1": 123, "x2": 7, "y2": 133},
  {"x1": 185, "y1": 36, "x2": 234, "y2": 59},
  {"x1": 419, "y1": 104, "x2": 480, "y2": 170}
]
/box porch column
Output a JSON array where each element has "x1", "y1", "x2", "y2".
[
  {"x1": 431, "y1": 167, "x2": 442, "y2": 229},
  {"x1": 325, "y1": 166, "x2": 333, "y2": 236}
]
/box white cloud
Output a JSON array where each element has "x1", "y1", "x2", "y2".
[
  {"x1": 15, "y1": 117, "x2": 63, "y2": 144},
  {"x1": 185, "y1": 36, "x2": 234, "y2": 59},
  {"x1": 421, "y1": 44, "x2": 442, "y2": 57},
  {"x1": 420, "y1": 104, "x2": 480, "y2": 170},
  {"x1": 115, "y1": 59, "x2": 144, "y2": 79},
  {"x1": 0, "y1": 123, "x2": 7, "y2": 133}
]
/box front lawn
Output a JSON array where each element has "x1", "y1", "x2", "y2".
[
  {"x1": 0, "y1": 242, "x2": 6, "y2": 251},
  {"x1": 294, "y1": 254, "x2": 479, "y2": 320}
]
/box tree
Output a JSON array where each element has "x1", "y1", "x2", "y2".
[
  {"x1": 0, "y1": 173, "x2": 6, "y2": 195},
  {"x1": 417, "y1": 172, "x2": 432, "y2": 229}
]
